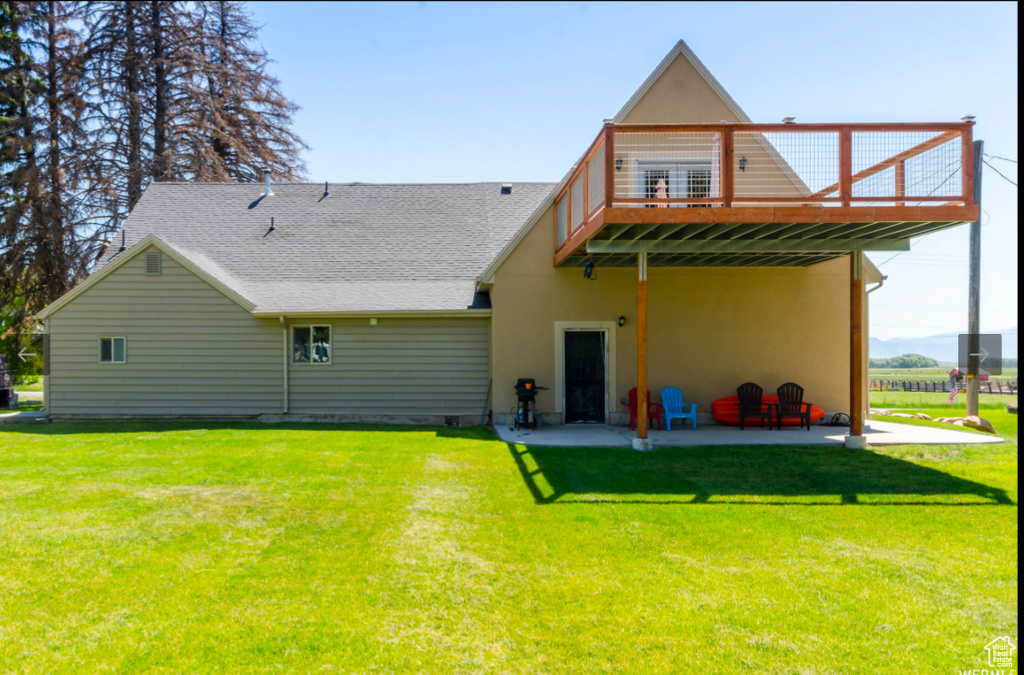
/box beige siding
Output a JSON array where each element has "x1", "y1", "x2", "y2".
[
  {"x1": 287, "y1": 318, "x2": 490, "y2": 416},
  {"x1": 46, "y1": 247, "x2": 282, "y2": 417}
]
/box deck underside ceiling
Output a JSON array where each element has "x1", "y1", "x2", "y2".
[{"x1": 559, "y1": 212, "x2": 972, "y2": 268}]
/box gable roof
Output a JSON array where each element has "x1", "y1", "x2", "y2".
[
  {"x1": 38, "y1": 234, "x2": 256, "y2": 319},
  {"x1": 613, "y1": 39, "x2": 752, "y2": 124},
  {"x1": 71, "y1": 181, "x2": 554, "y2": 315},
  {"x1": 476, "y1": 39, "x2": 751, "y2": 286}
]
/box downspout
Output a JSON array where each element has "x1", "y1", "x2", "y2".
[
  {"x1": 280, "y1": 315, "x2": 288, "y2": 413},
  {"x1": 866, "y1": 275, "x2": 887, "y2": 294}
]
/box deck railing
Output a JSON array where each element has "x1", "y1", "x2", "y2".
[{"x1": 555, "y1": 122, "x2": 974, "y2": 246}]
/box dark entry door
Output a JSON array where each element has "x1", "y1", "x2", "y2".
[{"x1": 565, "y1": 331, "x2": 606, "y2": 423}]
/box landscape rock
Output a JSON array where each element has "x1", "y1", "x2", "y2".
[
  {"x1": 889, "y1": 412, "x2": 913, "y2": 418},
  {"x1": 1008, "y1": 402, "x2": 1018, "y2": 415},
  {"x1": 952, "y1": 420, "x2": 966, "y2": 427},
  {"x1": 963, "y1": 416, "x2": 996, "y2": 434},
  {"x1": 912, "y1": 413, "x2": 932, "y2": 421}
]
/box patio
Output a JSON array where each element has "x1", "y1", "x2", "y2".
[{"x1": 496, "y1": 418, "x2": 1002, "y2": 448}]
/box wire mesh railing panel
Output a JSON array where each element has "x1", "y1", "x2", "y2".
[
  {"x1": 611, "y1": 131, "x2": 721, "y2": 202},
  {"x1": 852, "y1": 131, "x2": 963, "y2": 204},
  {"x1": 734, "y1": 131, "x2": 840, "y2": 203},
  {"x1": 556, "y1": 196, "x2": 568, "y2": 246},
  {"x1": 570, "y1": 175, "x2": 585, "y2": 230},
  {"x1": 588, "y1": 143, "x2": 605, "y2": 214}
]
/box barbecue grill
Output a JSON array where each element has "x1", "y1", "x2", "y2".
[{"x1": 513, "y1": 378, "x2": 546, "y2": 430}]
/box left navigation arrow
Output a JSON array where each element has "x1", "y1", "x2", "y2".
[{"x1": 18, "y1": 348, "x2": 36, "y2": 362}]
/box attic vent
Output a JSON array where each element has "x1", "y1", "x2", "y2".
[
  {"x1": 500, "y1": 183, "x2": 512, "y2": 194},
  {"x1": 145, "y1": 251, "x2": 162, "y2": 275}
]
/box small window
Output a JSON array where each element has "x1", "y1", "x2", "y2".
[
  {"x1": 145, "y1": 251, "x2": 162, "y2": 275},
  {"x1": 99, "y1": 337, "x2": 126, "y2": 363},
  {"x1": 293, "y1": 326, "x2": 331, "y2": 364}
]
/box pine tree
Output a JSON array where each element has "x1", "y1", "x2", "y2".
[
  {"x1": 0, "y1": 0, "x2": 46, "y2": 329},
  {"x1": 187, "y1": 0, "x2": 306, "y2": 183},
  {"x1": 1, "y1": 0, "x2": 308, "y2": 337}
]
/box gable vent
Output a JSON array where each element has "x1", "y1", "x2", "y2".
[{"x1": 145, "y1": 251, "x2": 162, "y2": 275}]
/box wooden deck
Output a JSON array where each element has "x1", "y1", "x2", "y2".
[{"x1": 554, "y1": 122, "x2": 978, "y2": 268}]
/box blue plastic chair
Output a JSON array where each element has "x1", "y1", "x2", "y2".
[{"x1": 660, "y1": 387, "x2": 697, "y2": 431}]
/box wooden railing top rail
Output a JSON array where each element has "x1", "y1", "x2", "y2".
[{"x1": 555, "y1": 121, "x2": 976, "y2": 209}]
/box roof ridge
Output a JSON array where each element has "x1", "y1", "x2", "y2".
[{"x1": 145, "y1": 180, "x2": 559, "y2": 187}]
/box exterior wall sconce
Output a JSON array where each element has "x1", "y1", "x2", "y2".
[
  {"x1": 617, "y1": 316, "x2": 626, "y2": 327},
  {"x1": 739, "y1": 156, "x2": 747, "y2": 172},
  {"x1": 615, "y1": 158, "x2": 623, "y2": 172},
  {"x1": 583, "y1": 261, "x2": 595, "y2": 279}
]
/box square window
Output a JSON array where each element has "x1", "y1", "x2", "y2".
[
  {"x1": 99, "y1": 337, "x2": 126, "y2": 363},
  {"x1": 293, "y1": 326, "x2": 330, "y2": 364}
]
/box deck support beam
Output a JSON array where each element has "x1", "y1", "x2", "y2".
[
  {"x1": 847, "y1": 251, "x2": 867, "y2": 448},
  {"x1": 588, "y1": 238, "x2": 910, "y2": 255},
  {"x1": 634, "y1": 251, "x2": 651, "y2": 450}
]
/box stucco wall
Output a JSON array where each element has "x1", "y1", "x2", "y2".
[
  {"x1": 489, "y1": 49, "x2": 871, "y2": 424},
  {"x1": 490, "y1": 204, "x2": 857, "y2": 421}
]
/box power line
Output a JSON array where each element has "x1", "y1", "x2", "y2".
[
  {"x1": 985, "y1": 153, "x2": 1017, "y2": 164},
  {"x1": 983, "y1": 159, "x2": 1017, "y2": 187}
]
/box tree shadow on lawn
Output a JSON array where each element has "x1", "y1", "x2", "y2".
[{"x1": 507, "y1": 443, "x2": 1014, "y2": 506}]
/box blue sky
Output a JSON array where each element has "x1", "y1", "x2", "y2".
[{"x1": 249, "y1": 1, "x2": 1018, "y2": 342}]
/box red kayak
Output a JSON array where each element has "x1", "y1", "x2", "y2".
[{"x1": 712, "y1": 395, "x2": 825, "y2": 427}]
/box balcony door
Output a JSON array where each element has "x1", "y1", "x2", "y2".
[{"x1": 636, "y1": 160, "x2": 717, "y2": 206}]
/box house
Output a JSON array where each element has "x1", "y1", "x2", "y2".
[{"x1": 37, "y1": 41, "x2": 978, "y2": 447}]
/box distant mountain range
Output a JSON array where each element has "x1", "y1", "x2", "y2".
[{"x1": 870, "y1": 327, "x2": 1018, "y2": 363}]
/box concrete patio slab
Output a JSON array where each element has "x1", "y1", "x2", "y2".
[
  {"x1": 0, "y1": 410, "x2": 50, "y2": 425},
  {"x1": 494, "y1": 419, "x2": 1002, "y2": 448}
]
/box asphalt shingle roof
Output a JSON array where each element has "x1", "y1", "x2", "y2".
[{"x1": 102, "y1": 182, "x2": 555, "y2": 312}]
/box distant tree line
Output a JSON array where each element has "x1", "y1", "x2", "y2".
[
  {"x1": 868, "y1": 354, "x2": 940, "y2": 369},
  {"x1": 1, "y1": 0, "x2": 306, "y2": 359}
]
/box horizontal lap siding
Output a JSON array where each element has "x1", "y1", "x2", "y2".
[
  {"x1": 47, "y1": 249, "x2": 282, "y2": 416},
  {"x1": 288, "y1": 319, "x2": 490, "y2": 415}
]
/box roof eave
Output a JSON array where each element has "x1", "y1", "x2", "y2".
[{"x1": 251, "y1": 309, "x2": 493, "y2": 319}]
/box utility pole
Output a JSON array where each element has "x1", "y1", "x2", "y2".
[{"x1": 966, "y1": 139, "x2": 983, "y2": 418}]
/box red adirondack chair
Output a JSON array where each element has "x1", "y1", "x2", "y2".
[{"x1": 628, "y1": 387, "x2": 663, "y2": 431}]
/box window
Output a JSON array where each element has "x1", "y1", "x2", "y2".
[
  {"x1": 293, "y1": 325, "x2": 331, "y2": 364},
  {"x1": 99, "y1": 337, "x2": 126, "y2": 363}
]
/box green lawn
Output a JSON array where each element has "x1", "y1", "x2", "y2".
[
  {"x1": 0, "y1": 423, "x2": 1017, "y2": 673},
  {"x1": 870, "y1": 367, "x2": 1018, "y2": 382},
  {"x1": 870, "y1": 389, "x2": 1015, "y2": 409},
  {"x1": 13, "y1": 376, "x2": 43, "y2": 392}
]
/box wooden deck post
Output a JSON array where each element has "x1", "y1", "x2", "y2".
[
  {"x1": 849, "y1": 250, "x2": 866, "y2": 445},
  {"x1": 637, "y1": 251, "x2": 649, "y2": 443}
]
